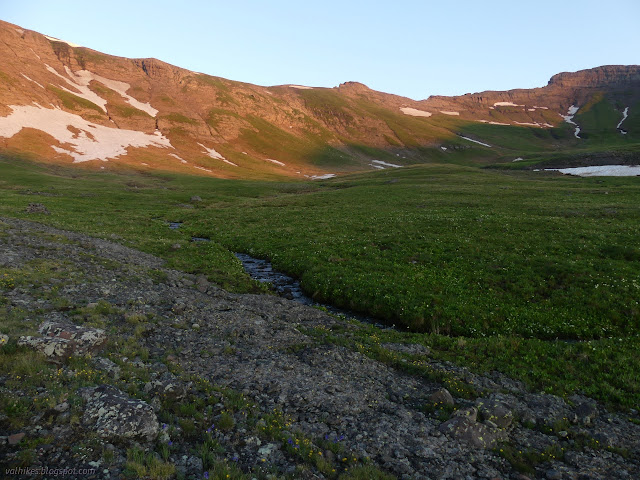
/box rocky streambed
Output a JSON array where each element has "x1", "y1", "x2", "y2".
[{"x1": 1, "y1": 216, "x2": 639, "y2": 480}]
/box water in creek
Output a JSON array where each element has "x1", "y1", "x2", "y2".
[{"x1": 234, "y1": 252, "x2": 392, "y2": 329}]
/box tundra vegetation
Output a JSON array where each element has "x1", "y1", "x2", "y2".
[{"x1": 0, "y1": 152, "x2": 638, "y2": 411}]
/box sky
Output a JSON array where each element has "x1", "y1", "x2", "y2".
[{"x1": 2, "y1": 0, "x2": 639, "y2": 100}]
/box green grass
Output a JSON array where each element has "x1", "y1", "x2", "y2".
[
  {"x1": 112, "y1": 104, "x2": 152, "y2": 118},
  {"x1": 161, "y1": 112, "x2": 198, "y2": 124},
  {"x1": 0, "y1": 153, "x2": 639, "y2": 408},
  {"x1": 46, "y1": 85, "x2": 104, "y2": 114}
]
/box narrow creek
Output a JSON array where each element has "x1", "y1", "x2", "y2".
[
  {"x1": 169, "y1": 221, "x2": 392, "y2": 328},
  {"x1": 234, "y1": 253, "x2": 392, "y2": 329}
]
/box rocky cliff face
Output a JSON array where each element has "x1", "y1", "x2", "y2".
[
  {"x1": 548, "y1": 65, "x2": 640, "y2": 89},
  {"x1": 0, "y1": 19, "x2": 638, "y2": 178}
]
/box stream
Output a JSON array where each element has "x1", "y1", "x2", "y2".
[{"x1": 234, "y1": 252, "x2": 392, "y2": 329}]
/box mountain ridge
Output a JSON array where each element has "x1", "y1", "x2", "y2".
[{"x1": 1, "y1": 19, "x2": 638, "y2": 178}]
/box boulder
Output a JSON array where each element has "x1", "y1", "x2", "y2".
[
  {"x1": 79, "y1": 385, "x2": 159, "y2": 443},
  {"x1": 439, "y1": 415, "x2": 505, "y2": 449},
  {"x1": 428, "y1": 388, "x2": 455, "y2": 407},
  {"x1": 39, "y1": 321, "x2": 107, "y2": 355},
  {"x1": 17, "y1": 336, "x2": 75, "y2": 363},
  {"x1": 476, "y1": 399, "x2": 514, "y2": 429},
  {"x1": 144, "y1": 371, "x2": 187, "y2": 401},
  {"x1": 26, "y1": 203, "x2": 50, "y2": 214},
  {"x1": 575, "y1": 401, "x2": 598, "y2": 426},
  {"x1": 91, "y1": 357, "x2": 121, "y2": 380}
]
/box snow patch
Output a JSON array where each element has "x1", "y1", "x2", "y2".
[
  {"x1": 371, "y1": 160, "x2": 402, "y2": 168},
  {"x1": 560, "y1": 105, "x2": 581, "y2": 138},
  {"x1": 84, "y1": 72, "x2": 157, "y2": 117},
  {"x1": 545, "y1": 165, "x2": 640, "y2": 177},
  {"x1": 0, "y1": 104, "x2": 172, "y2": 162},
  {"x1": 44, "y1": 35, "x2": 81, "y2": 48},
  {"x1": 194, "y1": 166, "x2": 213, "y2": 173},
  {"x1": 617, "y1": 107, "x2": 629, "y2": 131},
  {"x1": 198, "y1": 143, "x2": 237, "y2": 166},
  {"x1": 44, "y1": 65, "x2": 157, "y2": 117},
  {"x1": 512, "y1": 157, "x2": 524, "y2": 162},
  {"x1": 533, "y1": 106, "x2": 549, "y2": 110},
  {"x1": 311, "y1": 174, "x2": 336, "y2": 180},
  {"x1": 45, "y1": 64, "x2": 107, "y2": 112},
  {"x1": 288, "y1": 85, "x2": 313, "y2": 90},
  {"x1": 400, "y1": 107, "x2": 432, "y2": 117},
  {"x1": 458, "y1": 135, "x2": 491, "y2": 148},
  {"x1": 493, "y1": 102, "x2": 522, "y2": 107},
  {"x1": 21, "y1": 74, "x2": 45, "y2": 89},
  {"x1": 440, "y1": 111, "x2": 460, "y2": 116},
  {"x1": 370, "y1": 164, "x2": 385, "y2": 170},
  {"x1": 266, "y1": 158, "x2": 286, "y2": 166},
  {"x1": 478, "y1": 120, "x2": 510, "y2": 126},
  {"x1": 514, "y1": 121, "x2": 547, "y2": 127},
  {"x1": 15, "y1": 28, "x2": 24, "y2": 35},
  {"x1": 441, "y1": 146, "x2": 447, "y2": 151},
  {"x1": 169, "y1": 153, "x2": 187, "y2": 164}
]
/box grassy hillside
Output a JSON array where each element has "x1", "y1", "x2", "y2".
[{"x1": 1, "y1": 154, "x2": 639, "y2": 409}]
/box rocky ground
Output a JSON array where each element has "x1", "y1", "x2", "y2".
[{"x1": 0, "y1": 216, "x2": 639, "y2": 480}]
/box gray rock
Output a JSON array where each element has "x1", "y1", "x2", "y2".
[
  {"x1": 26, "y1": 203, "x2": 50, "y2": 214},
  {"x1": 190, "y1": 195, "x2": 202, "y2": 202},
  {"x1": 429, "y1": 388, "x2": 455, "y2": 407},
  {"x1": 92, "y1": 357, "x2": 121, "y2": 380},
  {"x1": 39, "y1": 320, "x2": 107, "y2": 355},
  {"x1": 575, "y1": 401, "x2": 598, "y2": 426},
  {"x1": 0, "y1": 334, "x2": 8, "y2": 348},
  {"x1": 79, "y1": 385, "x2": 159, "y2": 443},
  {"x1": 438, "y1": 416, "x2": 504, "y2": 449},
  {"x1": 144, "y1": 371, "x2": 187, "y2": 401},
  {"x1": 476, "y1": 399, "x2": 514, "y2": 429},
  {"x1": 17, "y1": 336, "x2": 74, "y2": 363}
]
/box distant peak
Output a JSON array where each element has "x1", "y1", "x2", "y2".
[{"x1": 337, "y1": 81, "x2": 371, "y2": 92}]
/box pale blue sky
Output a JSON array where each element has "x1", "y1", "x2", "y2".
[{"x1": 3, "y1": 0, "x2": 639, "y2": 100}]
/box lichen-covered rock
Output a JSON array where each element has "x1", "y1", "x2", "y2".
[
  {"x1": 428, "y1": 388, "x2": 455, "y2": 407},
  {"x1": 39, "y1": 321, "x2": 107, "y2": 355},
  {"x1": 144, "y1": 371, "x2": 187, "y2": 401},
  {"x1": 575, "y1": 401, "x2": 599, "y2": 426},
  {"x1": 439, "y1": 415, "x2": 505, "y2": 449},
  {"x1": 17, "y1": 336, "x2": 74, "y2": 363},
  {"x1": 476, "y1": 398, "x2": 514, "y2": 429},
  {"x1": 26, "y1": 203, "x2": 50, "y2": 214},
  {"x1": 92, "y1": 357, "x2": 121, "y2": 380},
  {"x1": 0, "y1": 334, "x2": 8, "y2": 348},
  {"x1": 79, "y1": 385, "x2": 159, "y2": 443}
]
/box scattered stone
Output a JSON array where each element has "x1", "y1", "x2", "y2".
[
  {"x1": 79, "y1": 385, "x2": 159, "y2": 443},
  {"x1": 171, "y1": 243, "x2": 182, "y2": 250},
  {"x1": 382, "y1": 342, "x2": 430, "y2": 356},
  {"x1": 39, "y1": 320, "x2": 107, "y2": 355},
  {"x1": 8, "y1": 432, "x2": 25, "y2": 445},
  {"x1": 25, "y1": 203, "x2": 50, "y2": 214},
  {"x1": 0, "y1": 334, "x2": 8, "y2": 348},
  {"x1": 429, "y1": 388, "x2": 455, "y2": 407},
  {"x1": 92, "y1": 357, "x2": 121, "y2": 380},
  {"x1": 195, "y1": 274, "x2": 209, "y2": 293},
  {"x1": 190, "y1": 195, "x2": 202, "y2": 202},
  {"x1": 575, "y1": 401, "x2": 599, "y2": 426},
  {"x1": 17, "y1": 336, "x2": 74, "y2": 363},
  {"x1": 476, "y1": 399, "x2": 514, "y2": 428},
  {"x1": 144, "y1": 371, "x2": 187, "y2": 401},
  {"x1": 438, "y1": 416, "x2": 503, "y2": 449},
  {"x1": 452, "y1": 406, "x2": 478, "y2": 422}
]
